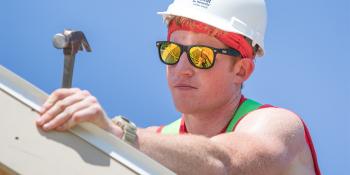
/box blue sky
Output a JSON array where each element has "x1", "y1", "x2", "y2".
[{"x1": 1, "y1": 0, "x2": 349, "y2": 174}]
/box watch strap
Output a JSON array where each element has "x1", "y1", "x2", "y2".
[{"x1": 112, "y1": 115, "x2": 137, "y2": 146}]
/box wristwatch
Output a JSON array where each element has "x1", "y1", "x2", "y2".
[{"x1": 111, "y1": 115, "x2": 137, "y2": 146}]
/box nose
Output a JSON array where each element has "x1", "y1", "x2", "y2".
[{"x1": 174, "y1": 52, "x2": 195, "y2": 77}]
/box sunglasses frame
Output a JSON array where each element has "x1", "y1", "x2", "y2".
[{"x1": 156, "y1": 41, "x2": 241, "y2": 69}]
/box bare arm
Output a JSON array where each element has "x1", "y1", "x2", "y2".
[
  {"x1": 37, "y1": 89, "x2": 306, "y2": 175},
  {"x1": 134, "y1": 108, "x2": 306, "y2": 175}
]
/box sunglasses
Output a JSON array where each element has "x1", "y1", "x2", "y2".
[{"x1": 156, "y1": 41, "x2": 241, "y2": 69}]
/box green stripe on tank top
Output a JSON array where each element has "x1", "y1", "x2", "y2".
[
  {"x1": 161, "y1": 99, "x2": 263, "y2": 134},
  {"x1": 225, "y1": 99, "x2": 262, "y2": 132},
  {"x1": 161, "y1": 118, "x2": 182, "y2": 134}
]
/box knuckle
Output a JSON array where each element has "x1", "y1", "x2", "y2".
[
  {"x1": 82, "y1": 90, "x2": 90, "y2": 96},
  {"x1": 52, "y1": 89, "x2": 62, "y2": 95},
  {"x1": 72, "y1": 113, "x2": 86, "y2": 123},
  {"x1": 73, "y1": 91, "x2": 85, "y2": 100},
  {"x1": 71, "y1": 88, "x2": 80, "y2": 92},
  {"x1": 56, "y1": 101, "x2": 66, "y2": 111},
  {"x1": 52, "y1": 89, "x2": 68, "y2": 99},
  {"x1": 43, "y1": 101, "x2": 53, "y2": 109},
  {"x1": 71, "y1": 111, "x2": 78, "y2": 118},
  {"x1": 64, "y1": 108, "x2": 73, "y2": 117},
  {"x1": 45, "y1": 111, "x2": 54, "y2": 118},
  {"x1": 52, "y1": 91, "x2": 62, "y2": 99},
  {"x1": 46, "y1": 108, "x2": 56, "y2": 116},
  {"x1": 91, "y1": 105, "x2": 102, "y2": 115},
  {"x1": 87, "y1": 96, "x2": 97, "y2": 103},
  {"x1": 71, "y1": 116, "x2": 78, "y2": 123},
  {"x1": 71, "y1": 113, "x2": 81, "y2": 122}
]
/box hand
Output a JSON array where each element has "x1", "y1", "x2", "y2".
[{"x1": 36, "y1": 88, "x2": 123, "y2": 138}]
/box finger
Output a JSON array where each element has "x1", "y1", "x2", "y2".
[
  {"x1": 54, "y1": 104, "x2": 100, "y2": 132},
  {"x1": 74, "y1": 104, "x2": 111, "y2": 131},
  {"x1": 72, "y1": 104, "x2": 104, "y2": 124},
  {"x1": 56, "y1": 104, "x2": 110, "y2": 132},
  {"x1": 42, "y1": 96, "x2": 92, "y2": 131},
  {"x1": 39, "y1": 88, "x2": 81, "y2": 114},
  {"x1": 55, "y1": 112, "x2": 83, "y2": 132},
  {"x1": 37, "y1": 89, "x2": 89, "y2": 126}
]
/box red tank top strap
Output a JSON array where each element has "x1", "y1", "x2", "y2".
[
  {"x1": 156, "y1": 126, "x2": 164, "y2": 133},
  {"x1": 301, "y1": 120, "x2": 322, "y2": 175},
  {"x1": 259, "y1": 104, "x2": 274, "y2": 109},
  {"x1": 179, "y1": 117, "x2": 187, "y2": 134}
]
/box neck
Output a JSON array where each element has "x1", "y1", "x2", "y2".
[{"x1": 183, "y1": 93, "x2": 242, "y2": 137}]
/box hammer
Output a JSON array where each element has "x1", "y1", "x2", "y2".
[{"x1": 52, "y1": 29, "x2": 92, "y2": 88}]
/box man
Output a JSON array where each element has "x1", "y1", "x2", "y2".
[{"x1": 36, "y1": 0, "x2": 321, "y2": 174}]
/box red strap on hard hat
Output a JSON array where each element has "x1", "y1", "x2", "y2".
[{"x1": 167, "y1": 19, "x2": 254, "y2": 59}]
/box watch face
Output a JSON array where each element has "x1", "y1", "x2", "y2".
[{"x1": 120, "y1": 116, "x2": 130, "y2": 123}]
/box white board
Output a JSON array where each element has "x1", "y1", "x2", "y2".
[{"x1": 0, "y1": 65, "x2": 175, "y2": 175}]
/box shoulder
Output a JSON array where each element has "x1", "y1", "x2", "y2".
[
  {"x1": 210, "y1": 107, "x2": 308, "y2": 173},
  {"x1": 235, "y1": 107, "x2": 306, "y2": 149},
  {"x1": 236, "y1": 107, "x2": 304, "y2": 130}
]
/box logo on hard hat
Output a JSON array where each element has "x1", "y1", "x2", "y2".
[{"x1": 192, "y1": 0, "x2": 212, "y2": 9}]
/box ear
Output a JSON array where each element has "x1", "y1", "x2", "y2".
[{"x1": 232, "y1": 58, "x2": 255, "y2": 84}]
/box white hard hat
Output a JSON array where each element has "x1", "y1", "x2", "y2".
[{"x1": 158, "y1": 0, "x2": 267, "y2": 57}]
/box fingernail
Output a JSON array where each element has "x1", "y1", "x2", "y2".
[
  {"x1": 36, "y1": 118, "x2": 42, "y2": 125},
  {"x1": 39, "y1": 107, "x2": 46, "y2": 114},
  {"x1": 43, "y1": 124, "x2": 50, "y2": 130}
]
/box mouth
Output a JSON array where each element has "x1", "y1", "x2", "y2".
[{"x1": 173, "y1": 84, "x2": 198, "y2": 90}]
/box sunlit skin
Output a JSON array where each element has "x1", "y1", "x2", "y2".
[
  {"x1": 168, "y1": 32, "x2": 240, "y2": 113},
  {"x1": 36, "y1": 30, "x2": 316, "y2": 175},
  {"x1": 167, "y1": 30, "x2": 253, "y2": 136}
]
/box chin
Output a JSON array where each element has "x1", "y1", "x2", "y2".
[
  {"x1": 175, "y1": 105, "x2": 196, "y2": 114},
  {"x1": 173, "y1": 99, "x2": 200, "y2": 114},
  {"x1": 170, "y1": 89, "x2": 204, "y2": 113}
]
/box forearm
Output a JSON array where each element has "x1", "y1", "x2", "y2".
[
  {"x1": 108, "y1": 116, "x2": 295, "y2": 175},
  {"x1": 133, "y1": 129, "x2": 290, "y2": 175},
  {"x1": 135, "y1": 130, "x2": 232, "y2": 175}
]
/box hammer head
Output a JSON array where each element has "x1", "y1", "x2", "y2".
[{"x1": 53, "y1": 29, "x2": 92, "y2": 55}]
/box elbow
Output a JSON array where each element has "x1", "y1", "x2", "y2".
[
  {"x1": 206, "y1": 157, "x2": 231, "y2": 175},
  {"x1": 206, "y1": 148, "x2": 236, "y2": 175}
]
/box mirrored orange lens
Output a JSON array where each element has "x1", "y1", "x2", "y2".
[
  {"x1": 189, "y1": 46, "x2": 214, "y2": 68},
  {"x1": 160, "y1": 43, "x2": 181, "y2": 64}
]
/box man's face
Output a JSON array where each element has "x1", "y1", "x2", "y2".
[{"x1": 167, "y1": 30, "x2": 241, "y2": 115}]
